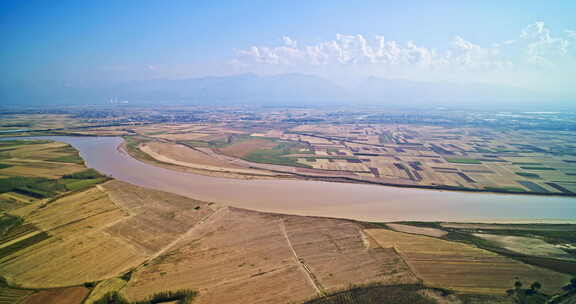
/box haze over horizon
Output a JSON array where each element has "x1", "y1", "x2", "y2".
[{"x1": 1, "y1": 1, "x2": 575, "y2": 109}]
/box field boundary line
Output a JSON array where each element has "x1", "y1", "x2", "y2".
[
  {"x1": 142, "y1": 206, "x2": 227, "y2": 267},
  {"x1": 391, "y1": 243, "x2": 423, "y2": 284},
  {"x1": 97, "y1": 183, "x2": 134, "y2": 217},
  {"x1": 279, "y1": 219, "x2": 325, "y2": 296}
]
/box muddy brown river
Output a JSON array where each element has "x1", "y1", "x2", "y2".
[{"x1": 8, "y1": 136, "x2": 576, "y2": 222}]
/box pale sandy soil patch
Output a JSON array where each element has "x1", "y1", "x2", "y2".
[
  {"x1": 387, "y1": 223, "x2": 448, "y2": 237},
  {"x1": 364, "y1": 228, "x2": 570, "y2": 295},
  {"x1": 473, "y1": 233, "x2": 574, "y2": 260},
  {"x1": 143, "y1": 142, "x2": 239, "y2": 169},
  {"x1": 140, "y1": 142, "x2": 278, "y2": 177}
]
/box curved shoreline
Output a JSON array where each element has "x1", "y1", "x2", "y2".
[
  {"x1": 5, "y1": 133, "x2": 576, "y2": 198},
  {"x1": 2, "y1": 135, "x2": 576, "y2": 223},
  {"x1": 128, "y1": 138, "x2": 576, "y2": 198}
]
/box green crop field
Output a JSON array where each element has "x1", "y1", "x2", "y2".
[
  {"x1": 484, "y1": 186, "x2": 526, "y2": 192},
  {"x1": 520, "y1": 167, "x2": 556, "y2": 171},
  {"x1": 244, "y1": 141, "x2": 313, "y2": 168},
  {"x1": 63, "y1": 178, "x2": 108, "y2": 191},
  {"x1": 445, "y1": 158, "x2": 482, "y2": 164},
  {"x1": 515, "y1": 172, "x2": 541, "y2": 178},
  {"x1": 49, "y1": 154, "x2": 84, "y2": 164}
]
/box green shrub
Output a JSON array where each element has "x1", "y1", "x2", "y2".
[
  {"x1": 134, "y1": 289, "x2": 197, "y2": 304},
  {"x1": 63, "y1": 169, "x2": 103, "y2": 179},
  {"x1": 94, "y1": 289, "x2": 197, "y2": 304},
  {"x1": 93, "y1": 292, "x2": 130, "y2": 304}
]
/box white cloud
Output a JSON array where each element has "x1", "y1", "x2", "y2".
[
  {"x1": 448, "y1": 36, "x2": 512, "y2": 70},
  {"x1": 237, "y1": 34, "x2": 446, "y2": 68},
  {"x1": 520, "y1": 21, "x2": 571, "y2": 67},
  {"x1": 234, "y1": 21, "x2": 574, "y2": 73},
  {"x1": 282, "y1": 36, "x2": 297, "y2": 48}
]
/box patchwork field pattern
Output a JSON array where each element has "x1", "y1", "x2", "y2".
[
  {"x1": 0, "y1": 177, "x2": 227, "y2": 287},
  {"x1": 1, "y1": 179, "x2": 572, "y2": 303},
  {"x1": 122, "y1": 208, "x2": 417, "y2": 304},
  {"x1": 123, "y1": 122, "x2": 576, "y2": 195},
  {"x1": 0, "y1": 138, "x2": 573, "y2": 303},
  {"x1": 286, "y1": 125, "x2": 576, "y2": 194},
  {"x1": 364, "y1": 228, "x2": 571, "y2": 295},
  {"x1": 0, "y1": 186, "x2": 142, "y2": 287}
]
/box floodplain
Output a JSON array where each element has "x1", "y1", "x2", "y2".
[{"x1": 0, "y1": 109, "x2": 575, "y2": 304}]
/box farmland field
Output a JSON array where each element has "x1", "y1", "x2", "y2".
[
  {"x1": 121, "y1": 206, "x2": 418, "y2": 303},
  {"x1": 364, "y1": 228, "x2": 570, "y2": 294},
  {"x1": 138, "y1": 141, "x2": 283, "y2": 178},
  {"x1": 386, "y1": 223, "x2": 448, "y2": 237},
  {"x1": 22, "y1": 286, "x2": 90, "y2": 304},
  {"x1": 473, "y1": 233, "x2": 574, "y2": 260},
  {"x1": 112, "y1": 120, "x2": 576, "y2": 196},
  {"x1": 0, "y1": 140, "x2": 111, "y2": 214},
  {"x1": 0, "y1": 284, "x2": 35, "y2": 304},
  {"x1": 1, "y1": 110, "x2": 575, "y2": 304}
]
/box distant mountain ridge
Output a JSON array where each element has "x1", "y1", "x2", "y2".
[
  {"x1": 103, "y1": 73, "x2": 348, "y2": 105},
  {"x1": 3, "y1": 73, "x2": 571, "y2": 110}
]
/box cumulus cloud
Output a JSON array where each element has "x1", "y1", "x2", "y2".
[
  {"x1": 238, "y1": 34, "x2": 443, "y2": 67},
  {"x1": 234, "y1": 21, "x2": 574, "y2": 73},
  {"x1": 520, "y1": 21, "x2": 571, "y2": 67},
  {"x1": 447, "y1": 36, "x2": 511, "y2": 70}
]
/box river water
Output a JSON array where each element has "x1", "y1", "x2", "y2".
[{"x1": 6, "y1": 136, "x2": 576, "y2": 223}]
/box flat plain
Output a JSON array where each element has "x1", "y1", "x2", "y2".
[
  {"x1": 364, "y1": 228, "x2": 570, "y2": 295},
  {"x1": 5, "y1": 174, "x2": 572, "y2": 303},
  {"x1": 116, "y1": 120, "x2": 576, "y2": 196},
  {"x1": 1, "y1": 110, "x2": 575, "y2": 303}
]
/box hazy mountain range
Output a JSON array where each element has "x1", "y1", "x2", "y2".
[{"x1": 2, "y1": 73, "x2": 572, "y2": 110}]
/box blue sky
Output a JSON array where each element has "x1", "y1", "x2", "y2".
[{"x1": 1, "y1": 1, "x2": 575, "y2": 102}]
